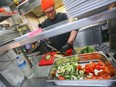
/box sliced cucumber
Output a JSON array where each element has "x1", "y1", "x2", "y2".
[
  {"x1": 79, "y1": 70, "x2": 84, "y2": 74},
  {"x1": 45, "y1": 54, "x2": 51, "y2": 60}
]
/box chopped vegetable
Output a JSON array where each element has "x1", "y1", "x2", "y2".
[
  {"x1": 79, "y1": 46, "x2": 96, "y2": 54},
  {"x1": 45, "y1": 54, "x2": 51, "y2": 60},
  {"x1": 56, "y1": 62, "x2": 85, "y2": 80},
  {"x1": 77, "y1": 65, "x2": 82, "y2": 70},
  {"x1": 59, "y1": 76, "x2": 65, "y2": 80},
  {"x1": 50, "y1": 55, "x2": 111, "y2": 80},
  {"x1": 84, "y1": 61, "x2": 110, "y2": 80}
]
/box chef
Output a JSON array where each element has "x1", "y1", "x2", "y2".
[{"x1": 40, "y1": 0, "x2": 78, "y2": 54}]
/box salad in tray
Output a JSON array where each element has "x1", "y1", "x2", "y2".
[
  {"x1": 49, "y1": 55, "x2": 112, "y2": 80},
  {"x1": 56, "y1": 62, "x2": 85, "y2": 80}
]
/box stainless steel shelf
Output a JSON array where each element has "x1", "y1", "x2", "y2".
[
  {"x1": 0, "y1": 13, "x2": 12, "y2": 17},
  {"x1": 0, "y1": 13, "x2": 12, "y2": 22},
  {"x1": 0, "y1": 12, "x2": 17, "y2": 22},
  {"x1": 0, "y1": 30, "x2": 15, "y2": 35},
  {"x1": 0, "y1": 8, "x2": 116, "y2": 52},
  {"x1": 0, "y1": 30, "x2": 20, "y2": 46}
]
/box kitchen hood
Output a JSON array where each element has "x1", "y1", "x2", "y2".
[{"x1": 18, "y1": 0, "x2": 64, "y2": 17}]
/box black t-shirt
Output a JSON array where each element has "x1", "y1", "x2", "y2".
[{"x1": 41, "y1": 13, "x2": 70, "y2": 51}]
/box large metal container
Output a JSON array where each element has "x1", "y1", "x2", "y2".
[{"x1": 47, "y1": 52, "x2": 116, "y2": 86}]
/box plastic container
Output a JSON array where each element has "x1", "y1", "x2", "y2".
[
  {"x1": 16, "y1": 54, "x2": 30, "y2": 77},
  {"x1": 16, "y1": 55, "x2": 26, "y2": 70}
]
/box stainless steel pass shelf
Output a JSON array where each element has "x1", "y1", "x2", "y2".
[
  {"x1": 0, "y1": 8, "x2": 116, "y2": 52},
  {"x1": 0, "y1": 13, "x2": 12, "y2": 17},
  {"x1": 0, "y1": 13, "x2": 12, "y2": 22}
]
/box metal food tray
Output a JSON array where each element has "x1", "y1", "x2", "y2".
[{"x1": 47, "y1": 52, "x2": 116, "y2": 86}]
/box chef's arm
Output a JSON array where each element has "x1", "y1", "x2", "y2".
[{"x1": 67, "y1": 30, "x2": 78, "y2": 44}]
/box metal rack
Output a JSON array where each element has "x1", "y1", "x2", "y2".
[
  {"x1": 0, "y1": 13, "x2": 13, "y2": 22},
  {"x1": 0, "y1": 8, "x2": 116, "y2": 52},
  {"x1": 0, "y1": 30, "x2": 20, "y2": 46}
]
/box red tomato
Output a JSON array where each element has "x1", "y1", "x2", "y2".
[
  {"x1": 85, "y1": 64, "x2": 90, "y2": 67},
  {"x1": 98, "y1": 61, "x2": 103, "y2": 66},
  {"x1": 85, "y1": 66, "x2": 89, "y2": 70},
  {"x1": 91, "y1": 76, "x2": 97, "y2": 79},
  {"x1": 90, "y1": 69, "x2": 94, "y2": 73},
  {"x1": 77, "y1": 65, "x2": 81, "y2": 70},
  {"x1": 97, "y1": 76, "x2": 103, "y2": 80},
  {"x1": 0, "y1": 8, "x2": 5, "y2": 13},
  {"x1": 102, "y1": 74, "x2": 110, "y2": 79},
  {"x1": 91, "y1": 62, "x2": 96, "y2": 68},
  {"x1": 85, "y1": 69, "x2": 90, "y2": 74},
  {"x1": 85, "y1": 63, "x2": 95, "y2": 74},
  {"x1": 95, "y1": 64, "x2": 101, "y2": 70},
  {"x1": 59, "y1": 76, "x2": 65, "y2": 80},
  {"x1": 91, "y1": 62, "x2": 96, "y2": 65},
  {"x1": 98, "y1": 71, "x2": 107, "y2": 76}
]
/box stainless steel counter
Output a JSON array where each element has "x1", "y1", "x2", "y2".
[
  {"x1": 21, "y1": 77, "x2": 77, "y2": 87},
  {"x1": 25, "y1": 54, "x2": 53, "y2": 78},
  {"x1": 21, "y1": 77, "x2": 116, "y2": 87},
  {"x1": 21, "y1": 49, "x2": 116, "y2": 87}
]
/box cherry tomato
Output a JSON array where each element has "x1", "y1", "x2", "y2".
[
  {"x1": 77, "y1": 65, "x2": 81, "y2": 70},
  {"x1": 91, "y1": 76, "x2": 97, "y2": 79},
  {"x1": 97, "y1": 76, "x2": 103, "y2": 80},
  {"x1": 91, "y1": 62, "x2": 96, "y2": 68},
  {"x1": 102, "y1": 74, "x2": 110, "y2": 79},
  {"x1": 90, "y1": 69, "x2": 94, "y2": 73},
  {"x1": 98, "y1": 61, "x2": 103, "y2": 66},
  {"x1": 85, "y1": 64, "x2": 90, "y2": 67},
  {"x1": 85, "y1": 69, "x2": 90, "y2": 74},
  {"x1": 95, "y1": 64, "x2": 101, "y2": 70},
  {"x1": 59, "y1": 76, "x2": 65, "y2": 80}
]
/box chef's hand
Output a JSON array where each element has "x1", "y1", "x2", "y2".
[{"x1": 60, "y1": 43, "x2": 73, "y2": 54}]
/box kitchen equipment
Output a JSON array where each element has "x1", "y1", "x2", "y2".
[{"x1": 95, "y1": 43, "x2": 110, "y2": 54}]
